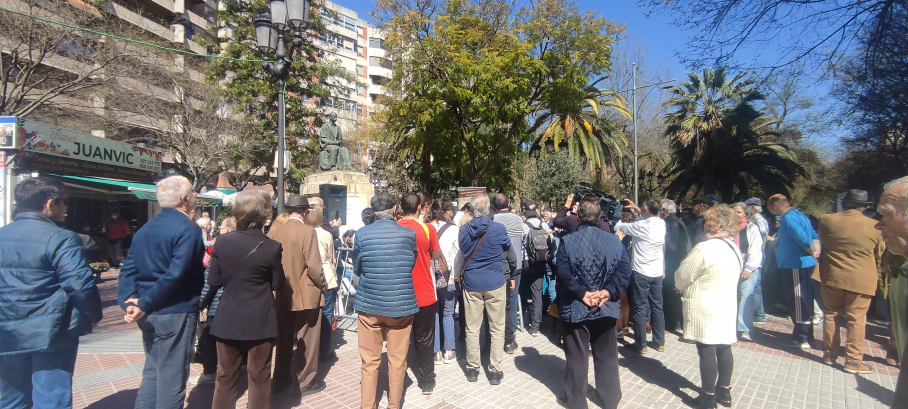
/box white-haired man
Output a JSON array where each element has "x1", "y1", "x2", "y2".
[
  {"x1": 117, "y1": 176, "x2": 206, "y2": 409},
  {"x1": 879, "y1": 176, "x2": 908, "y2": 409}
]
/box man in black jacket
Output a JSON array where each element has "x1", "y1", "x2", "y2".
[
  {"x1": 556, "y1": 198, "x2": 633, "y2": 409},
  {"x1": 553, "y1": 194, "x2": 612, "y2": 234},
  {"x1": 660, "y1": 199, "x2": 689, "y2": 332},
  {"x1": 688, "y1": 196, "x2": 716, "y2": 246}
]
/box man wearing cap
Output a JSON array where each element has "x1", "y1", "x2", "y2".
[
  {"x1": 268, "y1": 195, "x2": 328, "y2": 397},
  {"x1": 689, "y1": 196, "x2": 717, "y2": 246},
  {"x1": 815, "y1": 189, "x2": 884, "y2": 374},
  {"x1": 352, "y1": 193, "x2": 419, "y2": 409},
  {"x1": 768, "y1": 194, "x2": 819, "y2": 350},
  {"x1": 521, "y1": 200, "x2": 555, "y2": 336}
]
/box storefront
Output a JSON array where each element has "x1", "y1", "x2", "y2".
[{"x1": 0, "y1": 116, "x2": 166, "y2": 230}]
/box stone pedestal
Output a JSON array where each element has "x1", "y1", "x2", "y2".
[{"x1": 302, "y1": 170, "x2": 375, "y2": 229}]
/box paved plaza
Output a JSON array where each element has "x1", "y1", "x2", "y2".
[{"x1": 72, "y1": 271, "x2": 899, "y2": 408}]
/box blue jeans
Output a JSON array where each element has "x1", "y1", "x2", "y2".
[
  {"x1": 0, "y1": 336, "x2": 79, "y2": 409},
  {"x1": 753, "y1": 270, "x2": 766, "y2": 321},
  {"x1": 629, "y1": 272, "x2": 665, "y2": 347},
  {"x1": 135, "y1": 312, "x2": 198, "y2": 409},
  {"x1": 321, "y1": 288, "x2": 338, "y2": 355},
  {"x1": 737, "y1": 269, "x2": 762, "y2": 333},
  {"x1": 435, "y1": 284, "x2": 457, "y2": 353}
]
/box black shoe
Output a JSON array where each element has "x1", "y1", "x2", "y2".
[
  {"x1": 419, "y1": 379, "x2": 436, "y2": 395},
  {"x1": 626, "y1": 344, "x2": 648, "y2": 355},
  {"x1": 299, "y1": 380, "x2": 326, "y2": 398},
  {"x1": 687, "y1": 393, "x2": 717, "y2": 409},
  {"x1": 556, "y1": 395, "x2": 571, "y2": 408},
  {"x1": 715, "y1": 386, "x2": 731, "y2": 407},
  {"x1": 465, "y1": 368, "x2": 479, "y2": 382},
  {"x1": 488, "y1": 371, "x2": 503, "y2": 385},
  {"x1": 504, "y1": 342, "x2": 519, "y2": 354}
]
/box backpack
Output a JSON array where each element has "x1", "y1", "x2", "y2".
[{"x1": 524, "y1": 221, "x2": 553, "y2": 263}]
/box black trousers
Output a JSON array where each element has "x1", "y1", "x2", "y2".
[
  {"x1": 412, "y1": 303, "x2": 436, "y2": 384},
  {"x1": 696, "y1": 343, "x2": 734, "y2": 394},
  {"x1": 505, "y1": 277, "x2": 518, "y2": 345},
  {"x1": 562, "y1": 317, "x2": 621, "y2": 409},
  {"x1": 525, "y1": 264, "x2": 546, "y2": 331}
]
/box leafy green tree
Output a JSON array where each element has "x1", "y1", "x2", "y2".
[
  {"x1": 206, "y1": 0, "x2": 360, "y2": 191},
  {"x1": 375, "y1": 0, "x2": 620, "y2": 190},
  {"x1": 662, "y1": 68, "x2": 805, "y2": 201},
  {"x1": 517, "y1": 150, "x2": 589, "y2": 210}
]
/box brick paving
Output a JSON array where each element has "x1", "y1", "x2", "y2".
[{"x1": 73, "y1": 270, "x2": 900, "y2": 408}]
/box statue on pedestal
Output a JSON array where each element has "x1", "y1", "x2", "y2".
[{"x1": 318, "y1": 112, "x2": 353, "y2": 171}]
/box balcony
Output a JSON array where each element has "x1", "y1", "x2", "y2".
[
  {"x1": 368, "y1": 65, "x2": 391, "y2": 80},
  {"x1": 105, "y1": 2, "x2": 176, "y2": 42},
  {"x1": 367, "y1": 83, "x2": 386, "y2": 97}
]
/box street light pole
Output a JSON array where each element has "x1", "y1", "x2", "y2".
[
  {"x1": 633, "y1": 63, "x2": 638, "y2": 205},
  {"x1": 277, "y1": 78, "x2": 286, "y2": 215}
]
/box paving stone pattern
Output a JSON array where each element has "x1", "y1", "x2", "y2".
[{"x1": 72, "y1": 271, "x2": 898, "y2": 408}]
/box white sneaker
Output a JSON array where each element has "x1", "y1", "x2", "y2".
[
  {"x1": 190, "y1": 373, "x2": 216, "y2": 385},
  {"x1": 812, "y1": 315, "x2": 824, "y2": 325}
]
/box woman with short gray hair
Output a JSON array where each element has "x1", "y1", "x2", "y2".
[{"x1": 207, "y1": 188, "x2": 285, "y2": 409}]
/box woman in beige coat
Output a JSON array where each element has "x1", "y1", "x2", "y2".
[{"x1": 675, "y1": 204, "x2": 743, "y2": 409}]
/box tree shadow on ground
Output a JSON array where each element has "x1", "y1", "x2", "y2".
[
  {"x1": 855, "y1": 374, "x2": 895, "y2": 406},
  {"x1": 514, "y1": 346, "x2": 566, "y2": 397},
  {"x1": 618, "y1": 347, "x2": 699, "y2": 404},
  {"x1": 751, "y1": 327, "x2": 825, "y2": 364},
  {"x1": 85, "y1": 388, "x2": 137, "y2": 409}
]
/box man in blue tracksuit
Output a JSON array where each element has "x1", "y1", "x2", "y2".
[{"x1": 769, "y1": 194, "x2": 819, "y2": 349}]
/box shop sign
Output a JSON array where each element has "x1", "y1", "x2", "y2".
[
  {"x1": 0, "y1": 117, "x2": 14, "y2": 148},
  {"x1": 15, "y1": 151, "x2": 156, "y2": 183},
  {"x1": 457, "y1": 187, "x2": 487, "y2": 199},
  {"x1": 8, "y1": 117, "x2": 162, "y2": 172}
]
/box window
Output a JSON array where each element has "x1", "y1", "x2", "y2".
[
  {"x1": 58, "y1": 37, "x2": 93, "y2": 58},
  {"x1": 322, "y1": 97, "x2": 357, "y2": 112},
  {"x1": 368, "y1": 38, "x2": 386, "y2": 50},
  {"x1": 356, "y1": 65, "x2": 364, "y2": 76},
  {"x1": 368, "y1": 56, "x2": 392, "y2": 69},
  {"x1": 321, "y1": 10, "x2": 357, "y2": 31},
  {"x1": 319, "y1": 32, "x2": 355, "y2": 51}
]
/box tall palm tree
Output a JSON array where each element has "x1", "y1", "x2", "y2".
[
  {"x1": 662, "y1": 68, "x2": 804, "y2": 200},
  {"x1": 530, "y1": 83, "x2": 630, "y2": 169}
]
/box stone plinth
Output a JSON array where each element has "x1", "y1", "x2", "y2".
[{"x1": 302, "y1": 170, "x2": 375, "y2": 228}]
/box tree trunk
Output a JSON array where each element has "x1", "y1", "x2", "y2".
[
  {"x1": 703, "y1": 170, "x2": 717, "y2": 197},
  {"x1": 421, "y1": 143, "x2": 432, "y2": 192}
]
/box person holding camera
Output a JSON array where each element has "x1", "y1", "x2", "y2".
[
  {"x1": 614, "y1": 198, "x2": 667, "y2": 354},
  {"x1": 554, "y1": 194, "x2": 613, "y2": 234}
]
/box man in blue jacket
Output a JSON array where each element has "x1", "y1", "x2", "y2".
[
  {"x1": 0, "y1": 177, "x2": 102, "y2": 409},
  {"x1": 117, "y1": 175, "x2": 205, "y2": 409},
  {"x1": 556, "y1": 198, "x2": 632, "y2": 409},
  {"x1": 768, "y1": 194, "x2": 819, "y2": 349},
  {"x1": 352, "y1": 192, "x2": 418, "y2": 409}
]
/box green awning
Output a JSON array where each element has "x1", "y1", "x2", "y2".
[
  {"x1": 53, "y1": 174, "x2": 222, "y2": 205},
  {"x1": 218, "y1": 188, "x2": 237, "y2": 195},
  {"x1": 55, "y1": 174, "x2": 157, "y2": 190}
]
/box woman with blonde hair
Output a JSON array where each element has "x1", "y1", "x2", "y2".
[
  {"x1": 675, "y1": 204, "x2": 743, "y2": 409},
  {"x1": 269, "y1": 213, "x2": 290, "y2": 233},
  {"x1": 306, "y1": 204, "x2": 339, "y2": 358}
]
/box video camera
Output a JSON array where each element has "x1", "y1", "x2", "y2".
[{"x1": 572, "y1": 182, "x2": 624, "y2": 226}]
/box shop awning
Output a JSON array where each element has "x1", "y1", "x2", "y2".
[{"x1": 53, "y1": 175, "x2": 223, "y2": 205}]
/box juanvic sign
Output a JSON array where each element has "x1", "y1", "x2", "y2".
[{"x1": 9, "y1": 118, "x2": 162, "y2": 172}]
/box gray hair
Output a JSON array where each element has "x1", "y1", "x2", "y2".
[
  {"x1": 660, "y1": 199, "x2": 677, "y2": 214},
  {"x1": 749, "y1": 205, "x2": 763, "y2": 214},
  {"x1": 470, "y1": 193, "x2": 491, "y2": 218},
  {"x1": 578, "y1": 199, "x2": 601, "y2": 226},
  {"x1": 883, "y1": 176, "x2": 908, "y2": 216},
  {"x1": 732, "y1": 202, "x2": 753, "y2": 219},
  {"x1": 156, "y1": 176, "x2": 193, "y2": 208},
  {"x1": 374, "y1": 208, "x2": 394, "y2": 218}
]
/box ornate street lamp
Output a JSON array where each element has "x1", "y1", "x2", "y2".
[
  {"x1": 253, "y1": 0, "x2": 312, "y2": 214},
  {"x1": 529, "y1": 143, "x2": 541, "y2": 159}
]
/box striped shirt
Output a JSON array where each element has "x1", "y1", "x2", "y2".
[{"x1": 493, "y1": 211, "x2": 525, "y2": 239}]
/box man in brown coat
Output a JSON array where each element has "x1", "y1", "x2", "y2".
[
  {"x1": 816, "y1": 189, "x2": 884, "y2": 374},
  {"x1": 268, "y1": 195, "x2": 327, "y2": 397}
]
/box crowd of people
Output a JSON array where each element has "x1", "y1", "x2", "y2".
[{"x1": 2, "y1": 174, "x2": 908, "y2": 409}]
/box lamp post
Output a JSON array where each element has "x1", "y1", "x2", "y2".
[
  {"x1": 638, "y1": 168, "x2": 664, "y2": 197},
  {"x1": 625, "y1": 64, "x2": 675, "y2": 204},
  {"x1": 253, "y1": 0, "x2": 311, "y2": 215}
]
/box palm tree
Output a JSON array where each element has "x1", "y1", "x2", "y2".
[
  {"x1": 662, "y1": 68, "x2": 804, "y2": 201},
  {"x1": 530, "y1": 83, "x2": 630, "y2": 169}
]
